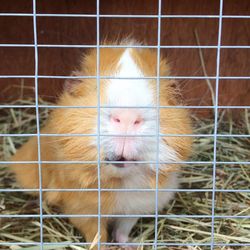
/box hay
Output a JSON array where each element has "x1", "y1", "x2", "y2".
[{"x1": 0, "y1": 97, "x2": 249, "y2": 250}]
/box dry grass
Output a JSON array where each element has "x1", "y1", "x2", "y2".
[{"x1": 0, "y1": 97, "x2": 249, "y2": 250}]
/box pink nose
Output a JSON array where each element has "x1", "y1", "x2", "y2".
[{"x1": 110, "y1": 109, "x2": 143, "y2": 133}]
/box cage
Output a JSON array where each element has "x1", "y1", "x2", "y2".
[{"x1": 0, "y1": 0, "x2": 249, "y2": 250}]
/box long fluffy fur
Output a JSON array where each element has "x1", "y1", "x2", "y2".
[{"x1": 10, "y1": 40, "x2": 193, "y2": 247}]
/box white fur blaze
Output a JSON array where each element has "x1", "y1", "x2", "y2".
[{"x1": 107, "y1": 49, "x2": 153, "y2": 107}]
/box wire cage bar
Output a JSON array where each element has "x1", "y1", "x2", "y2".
[{"x1": 0, "y1": 0, "x2": 249, "y2": 249}]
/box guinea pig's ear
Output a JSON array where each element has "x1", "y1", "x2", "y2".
[{"x1": 64, "y1": 71, "x2": 82, "y2": 96}]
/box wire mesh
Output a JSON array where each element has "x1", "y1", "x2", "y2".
[
  {"x1": 0, "y1": 0, "x2": 249, "y2": 249},
  {"x1": 210, "y1": 0, "x2": 223, "y2": 248}
]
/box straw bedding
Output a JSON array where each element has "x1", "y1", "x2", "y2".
[{"x1": 0, "y1": 97, "x2": 249, "y2": 250}]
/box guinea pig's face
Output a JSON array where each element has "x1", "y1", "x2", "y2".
[
  {"x1": 99, "y1": 49, "x2": 178, "y2": 178},
  {"x1": 59, "y1": 48, "x2": 181, "y2": 180}
]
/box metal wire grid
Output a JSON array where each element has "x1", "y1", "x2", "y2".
[
  {"x1": 32, "y1": 0, "x2": 44, "y2": 248},
  {"x1": 0, "y1": 0, "x2": 250, "y2": 249},
  {"x1": 96, "y1": 1, "x2": 101, "y2": 248},
  {"x1": 154, "y1": 0, "x2": 162, "y2": 248},
  {"x1": 211, "y1": 0, "x2": 223, "y2": 248}
]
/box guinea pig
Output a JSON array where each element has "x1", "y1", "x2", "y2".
[{"x1": 10, "y1": 39, "x2": 192, "y2": 249}]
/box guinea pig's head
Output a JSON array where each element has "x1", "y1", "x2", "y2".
[{"x1": 52, "y1": 44, "x2": 192, "y2": 183}]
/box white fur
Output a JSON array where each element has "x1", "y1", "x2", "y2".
[
  {"x1": 101, "y1": 48, "x2": 178, "y2": 167},
  {"x1": 113, "y1": 217, "x2": 138, "y2": 243},
  {"x1": 112, "y1": 172, "x2": 179, "y2": 242},
  {"x1": 114, "y1": 171, "x2": 179, "y2": 214},
  {"x1": 100, "y1": 48, "x2": 180, "y2": 243},
  {"x1": 107, "y1": 49, "x2": 153, "y2": 107}
]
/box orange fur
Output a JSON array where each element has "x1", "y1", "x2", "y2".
[{"x1": 10, "y1": 40, "x2": 193, "y2": 248}]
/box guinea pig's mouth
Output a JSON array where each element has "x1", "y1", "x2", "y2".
[{"x1": 105, "y1": 156, "x2": 137, "y2": 168}]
